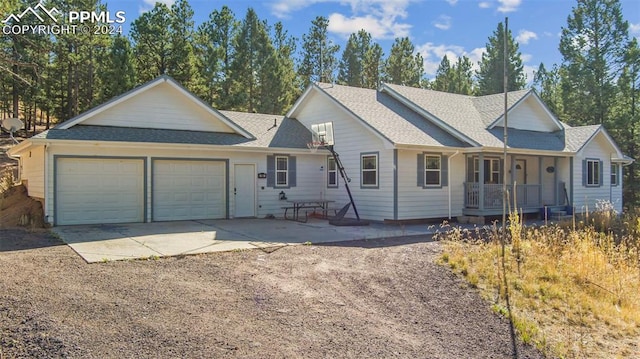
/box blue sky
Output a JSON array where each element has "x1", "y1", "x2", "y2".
[{"x1": 112, "y1": 0, "x2": 640, "y2": 82}]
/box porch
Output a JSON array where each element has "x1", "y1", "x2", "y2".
[{"x1": 462, "y1": 153, "x2": 570, "y2": 216}]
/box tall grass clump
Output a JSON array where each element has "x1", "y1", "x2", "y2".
[{"x1": 437, "y1": 204, "x2": 640, "y2": 358}]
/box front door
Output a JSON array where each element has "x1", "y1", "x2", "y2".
[
  {"x1": 234, "y1": 164, "x2": 256, "y2": 217},
  {"x1": 515, "y1": 159, "x2": 527, "y2": 185}
]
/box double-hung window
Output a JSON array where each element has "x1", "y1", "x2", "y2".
[
  {"x1": 424, "y1": 155, "x2": 441, "y2": 186},
  {"x1": 276, "y1": 156, "x2": 288, "y2": 186},
  {"x1": 586, "y1": 159, "x2": 600, "y2": 186},
  {"x1": 327, "y1": 156, "x2": 338, "y2": 187},
  {"x1": 361, "y1": 153, "x2": 378, "y2": 188},
  {"x1": 611, "y1": 163, "x2": 619, "y2": 186}
]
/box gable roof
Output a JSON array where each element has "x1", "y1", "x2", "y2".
[
  {"x1": 57, "y1": 75, "x2": 254, "y2": 139},
  {"x1": 22, "y1": 112, "x2": 311, "y2": 150},
  {"x1": 290, "y1": 82, "x2": 625, "y2": 156},
  {"x1": 288, "y1": 83, "x2": 468, "y2": 148}
]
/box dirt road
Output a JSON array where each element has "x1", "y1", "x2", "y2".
[{"x1": 0, "y1": 228, "x2": 543, "y2": 358}]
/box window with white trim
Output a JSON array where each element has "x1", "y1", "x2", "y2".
[
  {"x1": 361, "y1": 153, "x2": 378, "y2": 187},
  {"x1": 276, "y1": 156, "x2": 288, "y2": 186},
  {"x1": 611, "y1": 163, "x2": 619, "y2": 186},
  {"x1": 327, "y1": 156, "x2": 337, "y2": 187},
  {"x1": 586, "y1": 159, "x2": 600, "y2": 186},
  {"x1": 424, "y1": 155, "x2": 441, "y2": 186}
]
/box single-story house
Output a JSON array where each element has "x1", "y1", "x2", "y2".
[{"x1": 8, "y1": 75, "x2": 632, "y2": 226}]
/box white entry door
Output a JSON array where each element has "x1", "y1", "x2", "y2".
[{"x1": 234, "y1": 164, "x2": 256, "y2": 217}]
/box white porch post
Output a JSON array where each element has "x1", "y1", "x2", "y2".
[
  {"x1": 553, "y1": 157, "x2": 559, "y2": 205},
  {"x1": 538, "y1": 157, "x2": 543, "y2": 206},
  {"x1": 478, "y1": 153, "x2": 485, "y2": 211}
]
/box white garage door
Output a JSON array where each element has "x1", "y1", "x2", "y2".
[
  {"x1": 56, "y1": 157, "x2": 145, "y2": 225},
  {"x1": 153, "y1": 160, "x2": 226, "y2": 221}
]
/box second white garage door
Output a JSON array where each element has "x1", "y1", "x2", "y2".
[{"x1": 152, "y1": 160, "x2": 226, "y2": 221}]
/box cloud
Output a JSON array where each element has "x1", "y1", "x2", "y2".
[
  {"x1": 433, "y1": 15, "x2": 452, "y2": 30},
  {"x1": 321, "y1": 1, "x2": 413, "y2": 40},
  {"x1": 328, "y1": 12, "x2": 411, "y2": 39},
  {"x1": 139, "y1": 0, "x2": 175, "y2": 14},
  {"x1": 521, "y1": 53, "x2": 532, "y2": 62},
  {"x1": 446, "y1": 0, "x2": 458, "y2": 4},
  {"x1": 523, "y1": 64, "x2": 537, "y2": 85},
  {"x1": 269, "y1": 0, "x2": 414, "y2": 39},
  {"x1": 630, "y1": 23, "x2": 640, "y2": 36},
  {"x1": 478, "y1": 2, "x2": 491, "y2": 9},
  {"x1": 417, "y1": 42, "x2": 485, "y2": 77},
  {"x1": 516, "y1": 30, "x2": 538, "y2": 45},
  {"x1": 497, "y1": 0, "x2": 521, "y2": 13}
]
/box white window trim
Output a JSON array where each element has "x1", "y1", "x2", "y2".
[
  {"x1": 424, "y1": 155, "x2": 441, "y2": 186},
  {"x1": 611, "y1": 163, "x2": 619, "y2": 186},
  {"x1": 276, "y1": 155, "x2": 288, "y2": 187},
  {"x1": 327, "y1": 156, "x2": 338, "y2": 187},
  {"x1": 361, "y1": 153, "x2": 378, "y2": 188},
  {"x1": 586, "y1": 159, "x2": 600, "y2": 187}
]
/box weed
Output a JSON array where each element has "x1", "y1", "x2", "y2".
[{"x1": 440, "y1": 210, "x2": 640, "y2": 358}]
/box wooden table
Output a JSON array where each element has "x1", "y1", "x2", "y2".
[{"x1": 283, "y1": 199, "x2": 335, "y2": 222}]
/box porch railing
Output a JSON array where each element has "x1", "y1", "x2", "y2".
[{"x1": 464, "y1": 183, "x2": 542, "y2": 210}]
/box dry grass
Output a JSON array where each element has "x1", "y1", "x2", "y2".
[{"x1": 437, "y1": 208, "x2": 640, "y2": 358}]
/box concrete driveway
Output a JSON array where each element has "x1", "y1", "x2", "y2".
[{"x1": 53, "y1": 218, "x2": 438, "y2": 263}]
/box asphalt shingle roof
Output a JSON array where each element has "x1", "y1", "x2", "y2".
[
  {"x1": 34, "y1": 113, "x2": 312, "y2": 149},
  {"x1": 316, "y1": 82, "x2": 601, "y2": 152},
  {"x1": 315, "y1": 83, "x2": 468, "y2": 147}
]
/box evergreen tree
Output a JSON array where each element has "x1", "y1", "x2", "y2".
[
  {"x1": 612, "y1": 39, "x2": 640, "y2": 206},
  {"x1": 362, "y1": 43, "x2": 384, "y2": 89},
  {"x1": 229, "y1": 8, "x2": 273, "y2": 112},
  {"x1": 476, "y1": 22, "x2": 526, "y2": 96},
  {"x1": 559, "y1": 0, "x2": 629, "y2": 126},
  {"x1": 167, "y1": 0, "x2": 198, "y2": 91},
  {"x1": 431, "y1": 55, "x2": 453, "y2": 92},
  {"x1": 338, "y1": 30, "x2": 372, "y2": 87},
  {"x1": 100, "y1": 35, "x2": 136, "y2": 102},
  {"x1": 258, "y1": 22, "x2": 300, "y2": 114},
  {"x1": 452, "y1": 56, "x2": 475, "y2": 95},
  {"x1": 299, "y1": 16, "x2": 340, "y2": 86},
  {"x1": 532, "y1": 63, "x2": 563, "y2": 116},
  {"x1": 130, "y1": 3, "x2": 172, "y2": 82},
  {"x1": 384, "y1": 37, "x2": 424, "y2": 87},
  {"x1": 195, "y1": 5, "x2": 237, "y2": 108}
]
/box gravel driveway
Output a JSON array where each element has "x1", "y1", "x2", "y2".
[{"x1": 0, "y1": 228, "x2": 543, "y2": 358}]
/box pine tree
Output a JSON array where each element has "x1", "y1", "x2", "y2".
[
  {"x1": 299, "y1": 16, "x2": 340, "y2": 86},
  {"x1": 384, "y1": 37, "x2": 424, "y2": 87},
  {"x1": 258, "y1": 22, "x2": 300, "y2": 114},
  {"x1": 476, "y1": 22, "x2": 526, "y2": 96},
  {"x1": 612, "y1": 39, "x2": 640, "y2": 206},
  {"x1": 167, "y1": 0, "x2": 198, "y2": 91},
  {"x1": 431, "y1": 55, "x2": 453, "y2": 92},
  {"x1": 229, "y1": 8, "x2": 273, "y2": 112},
  {"x1": 338, "y1": 30, "x2": 373, "y2": 87},
  {"x1": 195, "y1": 5, "x2": 237, "y2": 108},
  {"x1": 559, "y1": 0, "x2": 629, "y2": 126},
  {"x1": 130, "y1": 3, "x2": 172, "y2": 82},
  {"x1": 362, "y1": 43, "x2": 384, "y2": 89},
  {"x1": 100, "y1": 35, "x2": 136, "y2": 102},
  {"x1": 533, "y1": 63, "x2": 562, "y2": 117}
]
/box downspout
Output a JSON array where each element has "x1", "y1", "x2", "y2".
[
  {"x1": 448, "y1": 151, "x2": 460, "y2": 219},
  {"x1": 44, "y1": 144, "x2": 49, "y2": 225}
]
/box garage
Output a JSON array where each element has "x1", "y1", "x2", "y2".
[
  {"x1": 152, "y1": 159, "x2": 227, "y2": 221},
  {"x1": 55, "y1": 157, "x2": 145, "y2": 225}
]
